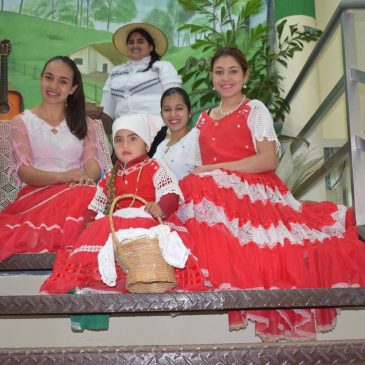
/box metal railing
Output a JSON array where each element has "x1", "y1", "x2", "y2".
[{"x1": 285, "y1": 0, "x2": 365, "y2": 239}]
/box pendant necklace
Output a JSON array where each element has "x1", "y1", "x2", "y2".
[{"x1": 219, "y1": 95, "x2": 246, "y2": 116}]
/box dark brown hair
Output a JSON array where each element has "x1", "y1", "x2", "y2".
[
  {"x1": 127, "y1": 28, "x2": 161, "y2": 72},
  {"x1": 210, "y1": 47, "x2": 249, "y2": 74},
  {"x1": 41, "y1": 56, "x2": 87, "y2": 140},
  {"x1": 160, "y1": 87, "x2": 192, "y2": 113},
  {"x1": 104, "y1": 164, "x2": 118, "y2": 215}
]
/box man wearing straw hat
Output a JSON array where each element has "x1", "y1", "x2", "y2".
[{"x1": 101, "y1": 23, "x2": 182, "y2": 120}]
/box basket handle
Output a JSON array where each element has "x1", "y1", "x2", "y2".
[{"x1": 109, "y1": 194, "x2": 163, "y2": 250}]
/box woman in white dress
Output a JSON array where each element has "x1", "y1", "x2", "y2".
[
  {"x1": 0, "y1": 56, "x2": 103, "y2": 262},
  {"x1": 154, "y1": 87, "x2": 194, "y2": 180},
  {"x1": 101, "y1": 23, "x2": 182, "y2": 120}
]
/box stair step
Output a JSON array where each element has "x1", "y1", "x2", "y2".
[
  {"x1": 0, "y1": 253, "x2": 55, "y2": 271},
  {"x1": 1, "y1": 340, "x2": 365, "y2": 364},
  {"x1": 1, "y1": 287, "x2": 365, "y2": 315}
]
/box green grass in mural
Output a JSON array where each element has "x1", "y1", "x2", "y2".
[
  {"x1": 0, "y1": 12, "x2": 112, "y2": 65},
  {"x1": 1, "y1": 11, "x2": 192, "y2": 109}
]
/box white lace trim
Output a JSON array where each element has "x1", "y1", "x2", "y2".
[
  {"x1": 75, "y1": 287, "x2": 121, "y2": 294},
  {"x1": 69, "y1": 244, "x2": 103, "y2": 256},
  {"x1": 177, "y1": 198, "x2": 346, "y2": 248},
  {"x1": 199, "y1": 169, "x2": 301, "y2": 211},
  {"x1": 322, "y1": 204, "x2": 347, "y2": 236},
  {"x1": 17, "y1": 186, "x2": 75, "y2": 215},
  {"x1": 247, "y1": 100, "x2": 280, "y2": 152},
  {"x1": 93, "y1": 119, "x2": 113, "y2": 173},
  {"x1": 65, "y1": 216, "x2": 85, "y2": 222},
  {"x1": 97, "y1": 236, "x2": 116, "y2": 287},
  {"x1": 164, "y1": 221, "x2": 188, "y2": 232},
  {"x1": 5, "y1": 221, "x2": 63, "y2": 232},
  {"x1": 117, "y1": 159, "x2": 150, "y2": 177},
  {"x1": 153, "y1": 160, "x2": 184, "y2": 203},
  {"x1": 186, "y1": 127, "x2": 202, "y2": 167},
  {"x1": 88, "y1": 184, "x2": 107, "y2": 213}
]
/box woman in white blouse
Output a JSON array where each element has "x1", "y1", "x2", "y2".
[
  {"x1": 101, "y1": 23, "x2": 182, "y2": 120},
  {"x1": 0, "y1": 56, "x2": 102, "y2": 262},
  {"x1": 155, "y1": 87, "x2": 194, "y2": 180}
]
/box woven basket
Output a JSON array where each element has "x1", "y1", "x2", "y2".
[{"x1": 109, "y1": 194, "x2": 176, "y2": 293}]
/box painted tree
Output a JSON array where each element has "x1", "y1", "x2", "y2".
[
  {"x1": 23, "y1": 0, "x2": 72, "y2": 24},
  {"x1": 92, "y1": 0, "x2": 136, "y2": 31},
  {"x1": 23, "y1": 0, "x2": 51, "y2": 18},
  {"x1": 56, "y1": 0, "x2": 79, "y2": 25},
  {"x1": 18, "y1": 0, "x2": 24, "y2": 14},
  {"x1": 143, "y1": 8, "x2": 174, "y2": 47},
  {"x1": 85, "y1": 0, "x2": 91, "y2": 27},
  {"x1": 178, "y1": 0, "x2": 320, "y2": 123},
  {"x1": 76, "y1": 0, "x2": 80, "y2": 25},
  {"x1": 168, "y1": 0, "x2": 195, "y2": 47},
  {"x1": 51, "y1": 0, "x2": 55, "y2": 20}
]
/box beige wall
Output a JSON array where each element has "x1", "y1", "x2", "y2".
[
  {"x1": 278, "y1": 0, "x2": 364, "y2": 202},
  {"x1": 70, "y1": 47, "x2": 114, "y2": 74},
  {"x1": 278, "y1": 14, "x2": 327, "y2": 201},
  {"x1": 70, "y1": 48, "x2": 90, "y2": 74}
]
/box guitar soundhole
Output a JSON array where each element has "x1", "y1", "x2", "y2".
[{"x1": 0, "y1": 103, "x2": 10, "y2": 114}]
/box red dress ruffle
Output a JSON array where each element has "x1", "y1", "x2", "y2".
[
  {"x1": 173, "y1": 102, "x2": 365, "y2": 341},
  {"x1": 0, "y1": 183, "x2": 96, "y2": 261},
  {"x1": 40, "y1": 214, "x2": 205, "y2": 294}
]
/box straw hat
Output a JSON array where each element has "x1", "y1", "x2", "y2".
[{"x1": 113, "y1": 23, "x2": 168, "y2": 58}]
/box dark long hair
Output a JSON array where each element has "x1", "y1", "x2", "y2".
[
  {"x1": 160, "y1": 87, "x2": 192, "y2": 113},
  {"x1": 210, "y1": 47, "x2": 249, "y2": 74},
  {"x1": 41, "y1": 56, "x2": 87, "y2": 140},
  {"x1": 126, "y1": 28, "x2": 161, "y2": 72}
]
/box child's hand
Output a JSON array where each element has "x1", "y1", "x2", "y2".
[{"x1": 144, "y1": 202, "x2": 164, "y2": 219}]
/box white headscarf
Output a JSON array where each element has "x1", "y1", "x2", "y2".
[{"x1": 112, "y1": 113, "x2": 164, "y2": 149}]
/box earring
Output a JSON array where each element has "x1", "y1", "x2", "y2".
[
  {"x1": 213, "y1": 86, "x2": 216, "y2": 91},
  {"x1": 243, "y1": 83, "x2": 246, "y2": 89}
]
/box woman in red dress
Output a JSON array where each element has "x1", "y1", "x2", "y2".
[
  {"x1": 0, "y1": 56, "x2": 102, "y2": 262},
  {"x1": 173, "y1": 47, "x2": 365, "y2": 341}
]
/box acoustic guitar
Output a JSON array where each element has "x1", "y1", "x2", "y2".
[{"x1": 0, "y1": 39, "x2": 23, "y2": 121}]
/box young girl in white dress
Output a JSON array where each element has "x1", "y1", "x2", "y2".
[{"x1": 154, "y1": 87, "x2": 194, "y2": 180}]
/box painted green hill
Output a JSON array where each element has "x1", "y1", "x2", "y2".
[
  {"x1": 0, "y1": 11, "x2": 114, "y2": 66},
  {"x1": 0, "y1": 11, "x2": 191, "y2": 108}
]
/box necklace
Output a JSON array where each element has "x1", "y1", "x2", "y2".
[
  {"x1": 128, "y1": 160, "x2": 146, "y2": 208},
  {"x1": 219, "y1": 95, "x2": 246, "y2": 116}
]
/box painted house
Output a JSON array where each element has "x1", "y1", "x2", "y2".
[{"x1": 69, "y1": 42, "x2": 127, "y2": 75}]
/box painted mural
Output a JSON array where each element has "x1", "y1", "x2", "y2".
[{"x1": 0, "y1": 0, "x2": 266, "y2": 110}]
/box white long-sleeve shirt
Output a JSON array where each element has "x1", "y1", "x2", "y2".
[{"x1": 101, "y1": 56, "x2": 181, "y2": 119}]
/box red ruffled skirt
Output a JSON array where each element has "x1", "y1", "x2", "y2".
[
  {"x1": 0, "y1": 183, "x2": 96, "y2": 261},
  {"x1": 40, "y1": 213, "x2": 205, "y2": 294},
  {"x1": 175, "y1": 168, "x2": 365, "y2": 340}
]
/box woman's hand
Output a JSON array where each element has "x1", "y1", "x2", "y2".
[
  {"x1": 62, "y1": 168, "x2": 96, "y2": 186},
  {"x1": 144, "y1": 202, "x2": 164, "y2": 219},
  {"x1": 191, "y1": 165, "x2": 216, "y2": 175},
  {"x1": 69, "y1": 175, "x2": 96, "y2": 187}
]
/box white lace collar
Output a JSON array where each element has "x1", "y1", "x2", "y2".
[{"x1": 128, "y1": 56, "x2": 151, "y2": 67}]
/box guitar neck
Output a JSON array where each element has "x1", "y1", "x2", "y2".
[{"x1": 0, "y1": 55, "x2": 8, "y2": 105}]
